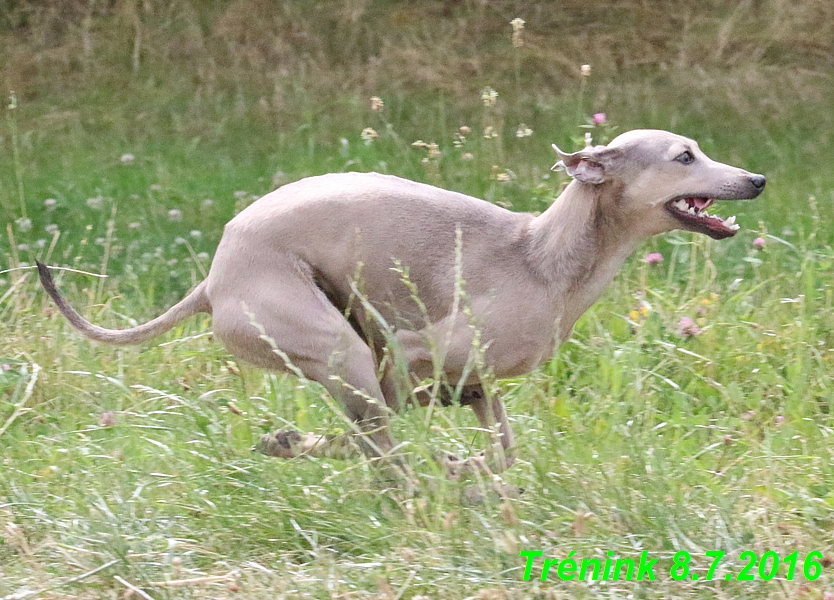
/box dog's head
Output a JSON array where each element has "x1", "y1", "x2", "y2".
[{"x1": 552, "y1": 129, "x2": 766, "y2": 240}]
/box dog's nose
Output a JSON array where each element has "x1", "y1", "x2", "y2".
[{"x1": 749, "y1": 174, "x2": 766, "y2": 190}]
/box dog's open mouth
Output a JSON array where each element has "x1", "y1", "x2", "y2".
[{"x1": 665, "y1": 197, "x2": 740, "y2": 240}]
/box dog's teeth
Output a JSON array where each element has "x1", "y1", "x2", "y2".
[
  {"x1": 675, "y1": 200, "x2": 688, "y2": 210},
  {"x1": 687, "y1": 206, "x2": 696, "y2": 215},
  {"x1": 726, "y1": 215, "x2": 736, "y2": 225},
  {"x1": 730, "y1": 223, "x2": 740, "y2": 231}
]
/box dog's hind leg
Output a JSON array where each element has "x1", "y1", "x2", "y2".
[
  {"x1": 441, "y1": 384, "x2": 517, "y2": 478},
  {"x1": 209, "y1": 255, "x2": 397, "y2": 462}
]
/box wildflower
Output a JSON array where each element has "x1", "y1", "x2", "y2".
[
  {"x1": 593, "y1": 113, "x2": 607, "y2": 125},
  {"x1": 516, "y1": 124, "x2": 533, "y2": 138},
  {"x1": 149, "y1": 184, "x2": 163, "y2": 192},
  {"x1": 510, "y1": 17, "x2": 525, "y2": 47},
  {"x1": 86, "y1": 196, "x2": 104, "y2": 210},
  {"x1": 581, "y1": 64, "x2": 591, "y2": 77},
  {"x1": 775, "y1": 415, "x2": 786, "y2": 426},
  {"x1": 0, "y1": 363, "x2": 9, "y2": 371},
  {"x1": 175, "y1": 237, "x2": 187, "y2": 245},
  {"x1": 128, "y1": 222, "x2": 142, "y2": 230},
  {"x1": 411, "y1": 140, "x2": 429, "y2": 149},
  {"x1": 233, "y1": 190, "x2": 248, "y2": 199},
  {"x1": 190, "y1": 229, "x2": 202, "y2": 239},
  {"x1": 629, "y1": 301, "x2": 652, "y2": 322},
  {"x1": 644, "y1": 252, "x2": 664, "y2": 265},
  {"x1": 201, "y1": 199, "x2": 214, "y2": 209},
  {"x1": 15, "y1": 217, "x2": 32, "y2": 232},
  {"x1": 45, "y1": 224, "x2": 59, "y2": 235},
  {"x1": 197, "y1": 251, "x2": 210, "y2": 261},
  {"x1": 753, "y1": 237, "x2": 766, "y2": 248},
  {"x1": 481, "y1": 87, "x2": 498, "y2": 107},
  {"x1": 678, "y1": 316, "x2": 701, "y2": 338},
  {"x1": 167, "y1": 209, "x2": 183, "y2": 222},
  {"x1": 361, "y1": 127, "x2": 379, "y2": 145},
  {"x1": 462, "y1": 152, "x2": 474, "y2": 160},
  {"x1": 427, "y1": 143, "x2": 441, "y2": 160},
  {"x1": 35, "y1": 239, "x2": 46, "y2": 248},
  {"x1": 99, "y1": 411, "x2": 116, "y2": 427},
  {"x1": 584, "y1": 132, "x2": 593, "y2": 147},
  {"x1": 484, "y1": 126, "x2": 498, "y2": 139},
  {"x1": 120, "y1": 153, "x2": 135, "y2": 164},
  {"x1": 459, "y1": 126, "x2": 472, "y2": 135},
  {"x1": 17, "y1": 243, "x2": 29, "y2": 252},
  {"x1": 370, "y1": 96, "x2": 384, "y2": 112},
  {"x1": 44, "y1": 198, "x2": 57, "y2": 210}
]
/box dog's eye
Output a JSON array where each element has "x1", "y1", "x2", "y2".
[{"x1": 676, "y1": 151, "x2": 695, "y2": 165}]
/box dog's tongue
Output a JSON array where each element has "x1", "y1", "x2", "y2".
[{"x1": 689, "y1": 197, "x2": 712, "y2": 210}]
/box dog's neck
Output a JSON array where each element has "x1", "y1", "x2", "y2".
[{"x1": 527, "y1": 179, "x2": 641, "y2": 337}]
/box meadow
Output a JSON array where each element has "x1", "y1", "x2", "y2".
[{"x1": 2, "y1": 1, "x2": 834, "y2": 598}]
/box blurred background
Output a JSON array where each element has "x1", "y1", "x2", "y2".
[{"x1": 1, "y1": 1, "x2": 832, "y2": 262}]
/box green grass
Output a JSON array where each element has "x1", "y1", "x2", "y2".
[{"x1": 4, "y1": 5, "x2": 834, "y2": 597}]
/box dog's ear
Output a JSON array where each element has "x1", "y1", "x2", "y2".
[{"x1": 551, "y1": 143, "x2": 621, "y2": 184}]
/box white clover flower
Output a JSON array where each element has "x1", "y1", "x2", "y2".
[
  {"x1": 190, "y1": 230, "x2": 202, "y2": 239},
  {"x1": 15, "y1": 217, "x2": 32, "y2": 232},
  {"x1": 45, "y1": 224, "x2": 59, "y2": 235},
  {"x1": 175, "y1": 237, "x2": 187, "y2": 245},
  {"x1": 201, "y1": 199, "x2": 214, "y2": 209},
  {"x1": 581, "y1": 64, "x2": 591, "y2": 77},
  {"x1": 233, "y1": 190, "x2": 248, "y2": 199},
  {"x1": 17, "y1": 243, "x2": 29, "y2": 251},
  {"x1": 197, "y1": 251, "x2": 210, "y2": 261},
  {"x1": 44, "y1": 198, "x2": 57, "y2": 210},
  {"x1": 361, "y1": 127, "x2": 379, "y2": 144},
  {"x1": 35, "y1": 239, "x2": 46, "y2": 248},
  {"x1": 167, "y1": 209, "x2": 183, "y2": 222},
  {"x1": 516, "y1": 124, "x2": 533, "y2": 138},
  {"x1": 370, "y1": 96, "x2": 384, "y2": 112},
  {"x1": 481, "y1": 87, "x2": 499, "y2": 107},
  {"x1": 150, "y1": 184, "x2": 163, "y2": 192},
  {"x1": 511, "y1": 17, "x2": 525, "y2": 31},
  {"x1": 128, "y1": 222, "x2": 142, "y2": 230},
  {"x1": 120, "y1": 153, "x2": 135, "y2": 164}
]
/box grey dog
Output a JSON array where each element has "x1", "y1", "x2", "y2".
[{"x1": 38, "y1": 129, "x2": 765, "y2": 475}]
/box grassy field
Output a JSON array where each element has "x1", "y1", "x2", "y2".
[{"x1": 3, "y1": 2, "x2": 834, "y2": 599}]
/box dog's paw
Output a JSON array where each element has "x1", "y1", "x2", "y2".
[
  {"x1": 255, "y1": 429, "x2": 304, "y2": 458},
  {"x1": 438, "y1": 451, "x2": 488, "y2": 480}
]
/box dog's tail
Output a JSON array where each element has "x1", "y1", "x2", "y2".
[{"x1": 37, "y1": 261, "x2": 211, "y2": 345}]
